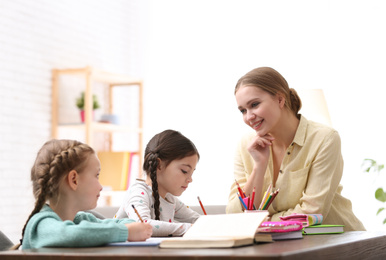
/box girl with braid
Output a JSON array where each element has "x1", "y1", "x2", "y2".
[
  {"x1": 115, "y1": 129, "x2": 201, "y2": 237},
  {"x1": 14, "y1": 139, "x2": 152, "y2": 250}
]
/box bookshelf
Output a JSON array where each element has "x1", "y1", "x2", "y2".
[{"x1": 51, "y1": 67, "x2": 143, "y2": 189}]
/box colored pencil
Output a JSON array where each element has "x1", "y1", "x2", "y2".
[
  {"x1": 197, "y1": 196, "x2": 207, "y2": 215},
  {"x1": 258, "y1": 184, "x2": 272, "y2": 210},
  {"x1": 235, "y1": 179, "x2": 245, "y2": 198},
  {"x1": 262, "y1": 193, "x2": 273, "y2": 210},
  {"x1": 131, "y1": 204, "x2": 144, "y2": 223},
  {"x1": 265, "y1": 188, "x2": 279, "y2": 209},
  {"x1": 250, "y1": 187, "x2": 255, "y2": 210},
  {"x1": 237, "y1": 192, "x2": 248, "y2": 210}
]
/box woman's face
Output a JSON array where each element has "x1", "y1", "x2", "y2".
[
  {"x1": 156, "y1": 154, "x2": 198, "y2": 198},
  {"x1": 235, "y1": 85, "x2": 283, "y2": 136}
]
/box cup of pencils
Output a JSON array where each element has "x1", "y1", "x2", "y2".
[
  {"x1": 235, "y1": 179, "x2": 257, "y2": 211},
  {"x1": 244, "y1": 210, "x2": 262, "y2": 213},
  {"x1": 235, "y1": 180, "x2": 279, "y2": 211}
]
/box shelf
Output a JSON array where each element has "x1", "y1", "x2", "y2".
[
  {"x1": 58, "y1": 123, "x2": 143, "y2": 133},
  {"x1": 53, "y1": 67, "x2": 142, "y2": 85},
  {"x1": 51, "y1": 67, "x2": 144, "y2": 180}
]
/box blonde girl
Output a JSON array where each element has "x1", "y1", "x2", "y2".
[{"x1": 15, "y1": 139, "x2": 152, "y2": 249}]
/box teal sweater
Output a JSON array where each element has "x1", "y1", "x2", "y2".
[{"x1": 22, "y1": 205, "x2": 134, "y2": 249}]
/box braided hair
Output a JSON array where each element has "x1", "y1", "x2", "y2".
[
  {"x1": 143, "y1": 130, "x2": 199, "y2": 220},
  {"x1": 14, "y1": 139, "x2": 95, "y2": 249}
]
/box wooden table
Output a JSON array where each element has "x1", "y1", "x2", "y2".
[{"x1": 1, "y1": 232, "x2": 385, "y2": 260}]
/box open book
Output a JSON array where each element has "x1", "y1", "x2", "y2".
[{"x1": 159, "y1": 211, "x2": 269, "y2": 248}]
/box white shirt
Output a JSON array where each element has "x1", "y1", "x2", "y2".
[{"x1": 115, "y1": 179, "x2": 200, "y2": 236}]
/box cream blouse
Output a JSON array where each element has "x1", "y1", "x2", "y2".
[{"x1": 226, "y1": 116, "x2": 365, "y2": 231}]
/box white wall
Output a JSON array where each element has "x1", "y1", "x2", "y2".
[
  {"x1": 0, "y1": 0, "x2": 147, "y2": 243},
  {"x1": 1, "y1": 0, "x2": 386, "y2": 244}
]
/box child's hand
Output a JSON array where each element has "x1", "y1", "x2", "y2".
[{"x1": 125, "y1": 222, "x2": 153, "y2": 241}]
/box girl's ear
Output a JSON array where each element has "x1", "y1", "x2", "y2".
[
  {"x1": 157, "y1": 158, "x2": 163, "y2": 171},
  {"x1": 67, "y1": 170, "x2": 79, "y2": 190}
]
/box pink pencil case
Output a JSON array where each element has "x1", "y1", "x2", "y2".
[
  {"x1": 279, "y1": 213, "x2": 323, "y2": 227},
  {"x1": 257, "y1": 221, "x2": 303, "y2": 233}
]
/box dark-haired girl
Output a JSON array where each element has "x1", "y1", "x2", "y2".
[{"x1": 115, "y1": 130, "x2": 200, "y2": 236}]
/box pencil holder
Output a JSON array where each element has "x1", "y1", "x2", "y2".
[{"x1": 244, "y1": 210, "x2": 265, "y2": 213}]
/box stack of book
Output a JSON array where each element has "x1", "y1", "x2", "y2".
[
  {"x1": 255, "y1": 220, "x2": 304, "y2": 242},
  {"x1": 279, "y1": 213, "x2": 344, "y2": 235}
]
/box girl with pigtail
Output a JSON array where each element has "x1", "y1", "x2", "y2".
[
  {"x1": 115, "y1": 129, "x2": 201, "y2": 237},
  {"x1": 13, "y1": 139, "x2": 152, "y2": 250}
]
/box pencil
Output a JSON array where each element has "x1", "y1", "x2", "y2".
[
  {"x1": 258, "y1": 184, "x2": 272, "y2": 210},
  {"x1": 197, "y1": 196, "x2": 207, "y2": 215},
  {"x1": 262, "y1": 193, "x2": 273, "y2": 210},
  {"x1": 237, "y1": 192, "x2": 248, "y2": 210},
  {"x1": 235, "y1": 179, "x2": 245, "y2": 198},
  {"x1": 131, "y1": 204, "x2": 144, "y2": 223},
  {"x1": 265, "y1": 188, "x2": 279, "y2": 209},
  {"x1": 250, "y1": 187, "x2": 255, "y2": 210}
]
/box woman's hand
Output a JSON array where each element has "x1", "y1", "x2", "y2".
[
  {"x1": 247, "y1": 134, "x2": 275, "y2": 165},
  {"x1": 126, "y1": 222, "x2": 153, "y2": 241}
]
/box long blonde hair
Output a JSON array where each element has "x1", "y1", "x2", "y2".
[{"x1": 12, "y1": 139, "x2": 94, "y2": 250}]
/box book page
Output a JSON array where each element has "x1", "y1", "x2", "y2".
[{"x1": 183, "y1": 211, "x2": 268, "y2": 238}]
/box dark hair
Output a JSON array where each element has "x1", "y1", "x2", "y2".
[
  {"x1": 143, "y1": 130, "x2": 199, "y2": 220},
  {"x1": 235, "y1": 67, "x2": 302, "y2": 117},
  {"x1": 16, "y1": 139, "x2": 94, "y2": 249}
]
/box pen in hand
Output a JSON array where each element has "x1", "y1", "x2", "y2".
[{"x1": 132, "y1": 204, "x2": 144, "y2": 223}]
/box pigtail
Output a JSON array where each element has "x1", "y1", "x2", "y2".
[
  {"x1": 147, "y1": 152, "x2": 161, "y2": 220},
  {"x1": 13, "y1": 163, "x2": 52, "y2": 249}
]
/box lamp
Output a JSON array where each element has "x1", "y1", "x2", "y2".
[{"x1": 297, "y1": 89, "x2": 332, "y2": 127}]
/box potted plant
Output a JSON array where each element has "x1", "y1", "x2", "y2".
[
  {"x1": 362, "y1": 158, "x2": 386, "y2": 224},
  {"x1": 76, "y1": 92, "x2": 100, "y2": 122}
]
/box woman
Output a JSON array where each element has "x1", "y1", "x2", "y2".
[{"x1": 226, "y1": 67, "x2": 365, "y2": 231}]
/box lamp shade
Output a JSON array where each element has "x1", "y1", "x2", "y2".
[{"x1": 297, "y1": 89, "x2": 332, "y2": 127}]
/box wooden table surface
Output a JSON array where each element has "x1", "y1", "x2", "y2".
[{"x1": 1, "y1": 231, "x2": 386, "y2": 260}]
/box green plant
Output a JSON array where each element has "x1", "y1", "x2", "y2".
[
  {"x1": 362, "y1": 158, "x2": 386, "y2": 224},
  {"x1": 76, "y1": 92, "x2": 100, "y2": 110}
]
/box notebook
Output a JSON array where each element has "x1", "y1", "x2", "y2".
[
  {"x1": 254, "y1": 229, "x2": 303, "y2": 242},
  {"x1": 302, "y1": 224, "x2": 344, "y2": 235},
  {"x1": 108, "y1": 237, "x2": 164, "y2": 247}
]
